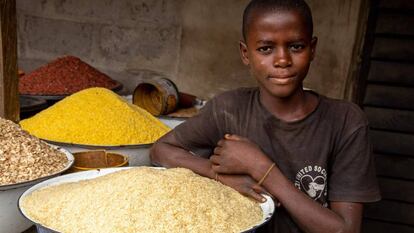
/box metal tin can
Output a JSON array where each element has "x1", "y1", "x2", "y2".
[{"x1": 133, "y1": 78, "x2": 179, "y2": 116}]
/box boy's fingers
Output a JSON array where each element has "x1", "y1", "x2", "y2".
[
  {"x1": 225, "y1": 134, "x2": 241, "y2": 140},
  {"x1": 252, "y1": 184, "x2": 266, "y2": 194},
  {"x1": 217, "y1": 139, "x2": 226, "y2": 146},
  {"x1": 213, "y1": 146, "x2": 222, "y2": 155},
  {"x1": 251, "y1": 185, "x2": 281, "y2": 207},
  {"x1": 248, "y1": 188, "x2": 266, "y2": 203},
  {"x1": 211, "y1": 164, "x2": 220, "y2": 172},
  {"x1": 252, "y1": 184, "x2": 273, "y2": 197},
  {"x1": 211, "y1": 164, "x2": 233, "y2": 174},
  {"x1": 210, "y1": 155, "x2": 220, "y2": 165},
  {"x1": 225, "y1": 134, "x2": 249, "y2": 142}
]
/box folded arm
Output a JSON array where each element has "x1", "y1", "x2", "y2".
[
  {"x1": 211, "y1": 134, "x2": 363, "y2": 233},
  {"x1": 150, "y1": 131, "x2": 215, "y2": 178},
  {"x1": 150, "y1": 131, "x2": 268, "y2": 202}
]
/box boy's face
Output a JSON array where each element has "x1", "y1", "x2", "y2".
[{"x1": 240, "y1": 10, "x2": 317, "y2": 99}]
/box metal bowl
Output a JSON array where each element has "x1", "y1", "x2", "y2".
[
  {"x1": 43, "y1": 140, "x2": 152, "y2": 166},
  {"x1": 68, "y1": 150, "x2": 129, "y2": 173},
  {"x1": 42, "y1": 117, "x2": 185, "y2": 167},
  {"x1": 19, "y1": 167, "x2": 275, "y2": 233},
  {"x1": 0, "y1": 147, "x2": 74, "y2": 233}
]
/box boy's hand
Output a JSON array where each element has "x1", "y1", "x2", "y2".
[
  {"x1": 217, "y1": 173, "x2": 268, "y2": 202},
  {"x1": 210, "y1": 134, "x2": 271, "y2": 175}
]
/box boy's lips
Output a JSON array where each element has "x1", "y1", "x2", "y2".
[{"x1": 267, "y1": 75, "x2": 296, "y2": 85}]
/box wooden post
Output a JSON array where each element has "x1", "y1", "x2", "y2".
[{"x1": 0, "y1": 0, "x2": 19, "y2": 122}]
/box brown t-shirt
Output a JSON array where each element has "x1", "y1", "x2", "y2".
[{"x1": 173, "y1": 87, "x2": 381, "y2": 233}]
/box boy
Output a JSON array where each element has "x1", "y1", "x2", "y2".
[{"x1": 150, "y1": 0, "x2": 380, "y2": 232}]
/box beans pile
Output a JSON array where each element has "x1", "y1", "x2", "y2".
[
  {"x1": 0, "y1": 117, "x2": 69, "y2": 185},
  {"x1": 19, "y1": 55, "x2": 120, "y2": 95}
]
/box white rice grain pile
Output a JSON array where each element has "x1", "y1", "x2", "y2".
[{"x1": 21, "y1": 167, "x2": 263, "y2": 233}]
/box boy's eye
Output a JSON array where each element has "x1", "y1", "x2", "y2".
[
  {"x1": 257, "y1": 46, "x2": 273, "y2": 54},
  {"x1": 289, "y1": 44, "x2": 305, "y2": 52}
]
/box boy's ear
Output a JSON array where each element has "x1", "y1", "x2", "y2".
[
  {"x1": 239, "y1": 40, "x2": 250, "y2": 65},
  {"x1": 310, "y1": 36, "x2": 318, "y2": 61}
]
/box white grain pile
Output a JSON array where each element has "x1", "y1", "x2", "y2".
[{"x1": 21, "y1": 167, "x2": 263, "y2": 233}]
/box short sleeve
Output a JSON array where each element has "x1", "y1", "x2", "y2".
[
  {"x1": 328, "y1": 126, "x2": 381, "y2": 202},
  {"x1": 173, "y1": 98, "x2": 223, "y2": 158}
]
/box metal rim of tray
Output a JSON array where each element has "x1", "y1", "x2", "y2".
[
  {"x1": 0, "y1": 146, "x2": 74, "y2": 191},
  {"x1": 157, "y1": 114, "x2": 190, "y2": 120},
  {"x1": 19, "y1": 82, "x2": 124, "y2": 100},
  {"x1": 19, "y1": 96, "x2": 48, "y2": 113},
  {"x1": 43, "y1": 139, "x2": 153, "y2": 149},
  {"x1": 18, "y1": 167, "x2": 275, "y2": 233}
]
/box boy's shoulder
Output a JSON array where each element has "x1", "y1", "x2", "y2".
[{"x1": 319, "y1": 94, "x2": 368, "y2": 126}]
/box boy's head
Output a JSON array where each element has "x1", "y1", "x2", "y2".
[
  {"x1": 242, "y1": 0, "x2": 313, "y2": 41},
  {"x1": 239, "y1": 0, "x2": 317, "y2": 99}
]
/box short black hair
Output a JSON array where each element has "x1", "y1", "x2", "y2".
[{"x1": 242, "y1": 0, "x2": 313, "y2": 41}]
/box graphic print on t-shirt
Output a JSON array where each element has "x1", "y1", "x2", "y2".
[{"x1": 294, "y1": 165, "x2": 328, "y2": 206}]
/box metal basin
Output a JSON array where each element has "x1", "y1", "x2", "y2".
[{"x1": 19, "y1": 167, "x2": 275, "y2": 233}]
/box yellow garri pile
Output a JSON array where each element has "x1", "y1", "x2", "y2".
[{"x1": 20, "y1": 87, "x2": 170, "y2": 146}]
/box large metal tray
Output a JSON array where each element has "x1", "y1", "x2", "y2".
[{"x1": 19, "y1": 167, "x2": 275, "y2": 233}]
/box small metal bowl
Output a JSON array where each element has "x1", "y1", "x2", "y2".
[{"x1": 67, "y1": 150, "x2": 129, "y2": 173}]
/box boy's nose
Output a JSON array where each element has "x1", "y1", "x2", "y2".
[{"x1": 273, "y1": 48, "x2": 292, "y2": 68}]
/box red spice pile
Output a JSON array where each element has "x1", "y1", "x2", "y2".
[{"x1": 19, "y1": 56, "x2": 120, "y2": 95}]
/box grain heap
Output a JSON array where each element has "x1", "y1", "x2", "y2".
[
  {"x1": 21, "y1": 167, "x2": 263, "y2": 233},
  {"x1": 19, "y1": 55, "x2": 120, "y2": 95},
  {"x1": 20, "y1": 87, "x2": 170, "y2": 145},
  {"x1": 0, "y1": 117, "x2": 68, "y2": 185}
]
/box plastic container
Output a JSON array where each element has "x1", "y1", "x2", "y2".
[
  {"x1": 133, "y1": 78, "x2": 179, "y2": 116},
  {"x1": 67, "y1": 150, "x2": 128, "y2": 173},
  {"x1": 0, "y1": 147, "x2": 74, "y2": 233},
  {"x1": 19, "y1": 167, "x2": 275, "y2": 233}
]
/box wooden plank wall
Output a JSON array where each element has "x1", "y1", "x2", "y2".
[
  {"x1": 0, "y1": 0, "x2": 19, "y2": 121},
  {"x1": 360, "y1": 0, "x2": 414, "y2": 232}
]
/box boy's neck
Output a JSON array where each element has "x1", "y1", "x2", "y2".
[{"x1": 259, "y1": 88, "x2": 319, "y2": 122}]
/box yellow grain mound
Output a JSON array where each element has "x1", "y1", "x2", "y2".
[
  {"x1": 21, "y1": 167, "x2": 263, "y2": 233},
  {"x1": 20, "y1": 88, "x2": 170, "y2": 145}
]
